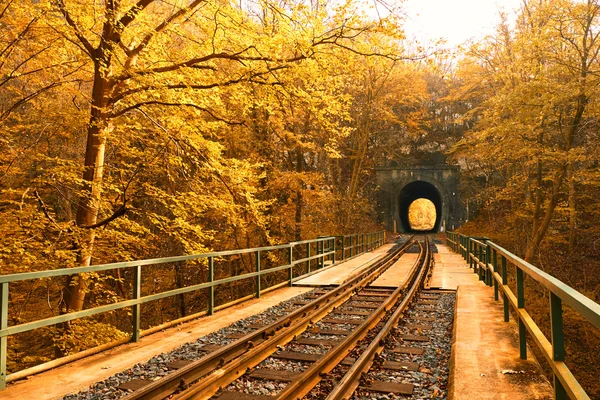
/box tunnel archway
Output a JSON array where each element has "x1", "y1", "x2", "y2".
[{"x1": 398, "y1": 181, "x2": 443, "y2": 233}]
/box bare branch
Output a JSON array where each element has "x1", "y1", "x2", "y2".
[{"x1": 109, "y1": 100, "x2": 244, "y2": 125}]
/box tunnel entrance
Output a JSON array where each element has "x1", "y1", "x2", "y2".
[{"x1": 398, "y1": 181, "x2": 443, "y2": 232}]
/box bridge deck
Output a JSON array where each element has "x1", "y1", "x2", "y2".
[
  {"x1": 293, "y1": 243, "x2": 396, "y2": 286},
  {"x1": 433, "y1": 243, "x2": 554, "y2": 400},
  {"x1": 369, "y1": 252, "x2": 418, "y2": 287}
]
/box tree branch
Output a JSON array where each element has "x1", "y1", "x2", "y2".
[
  {"x1": 109, "y1": 100, "x2": 244, "y2": 125},
  {"x1": 80, "y1": 204, "x2": 127, "y2": 229},
  {"x1": 55, "y1": 0, "x2": 95, "y2": 57}
]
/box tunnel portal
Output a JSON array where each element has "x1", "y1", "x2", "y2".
[
  {"x1": 375, "y1": 165, "x2": 466, "y2": 233},
  {"x1": 398, "y1": 181, "x2": 442, "y2": 233}
]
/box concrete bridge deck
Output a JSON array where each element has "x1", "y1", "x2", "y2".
[{"x1": 432, "y1": 243, "x2": 554, "y2": 399}]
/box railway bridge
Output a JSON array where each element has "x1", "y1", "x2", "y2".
[{"x1": 0, "y1": 233, "x2": 599, "y2": 400}]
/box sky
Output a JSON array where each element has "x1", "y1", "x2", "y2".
[{"x1": 400, "y1": 0, "x2": 523, "y2": 48}]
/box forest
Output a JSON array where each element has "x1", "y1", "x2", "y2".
[{"x1": 0, "y1": 0, "x2": 599, "y2": 396}]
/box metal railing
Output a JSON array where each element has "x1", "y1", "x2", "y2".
[
  {"x1": 447, "y1": 232, "x2": 600, "y2": 400},
  {"x1": 0, "y1": 231, "x2": 385, "y2": 389}
]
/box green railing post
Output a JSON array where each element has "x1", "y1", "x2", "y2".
[
  {"x1": 469, "y1": 238, "x2": 474, "y2": 269},
  {"x1": 502, "y1": 256, "x2": 509, "y2": 322},
  {"x1": 485, "y1": 243, "x2": 492, "y2": 286},
  {"x1": 208, "y1": 256, "x2": 214, "y2": 315},
  {"x1": 341, "y1": 236, "x2": 345, "y2": 260},
  {"x1": 0, "y1": 282, "x2": 8, "y2": 390},
  {"x1": 516, "y1": 266, "x2": 527, "y2": 359},
  {"x1": 255, "y1": 251, "x2": 261, "y2": 298},
  {"x1": 132, "y1": 265, "x2": 141, "y2": 342},
  {"x1": 288, "y1": 246, "x2": 293, "y2": 286},
  {"x1": 331, "y1": 238, "x2": 336, "y2": 264},
  {"x1": 306, "y1": 243, "x2": 311, "y2": 273},
  {"x1": 492, "y1": 247, "x2": 499, "y2": 300},
  {"x1": 319, "y1": 240, "x2": 324, "y2": 268},
  {"x1": 550, "y1": 292, "x2": 567, "y2": 400}
]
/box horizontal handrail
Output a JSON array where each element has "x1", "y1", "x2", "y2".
[
  {"x1": 448, "y1": 232, "x2": 600, "y2": 400},
  {"x1": 0, "y1": 231, "x2": 386, "y2": 389}
]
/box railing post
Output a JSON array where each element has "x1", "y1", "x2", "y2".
[
  {"x1": 208, "y1": 256, "x2": 215, "y2": 315},
  {"x1": 288, "y1": 245, "x2": 293, "y2": 286},
  {"x1": 550, "y1": 293, "x2": 567, "y2": 400},
  {"x1": 341, "y1": 236, "x2": 345, "y2": 261},
  {"x1": 502, "y1": 256, "x2": 509, "y2": 322},
  {"x1": 306, "y1": 243, "x2": 311, "y2": 273},
  {"x1": 485, "y1": 244, "x2": 492, "y2": 286},
  {"x1": 469, "y1": 238, "x2": 474, "y2": 269},
  {"x1": 0, "y1": 282, "x2": 8, "y2": 389},
  {"x1": 256, "y1": 251, "x2": 261, "y2": 298},
  {"x1": 132, "y1": 266, "x2": 141, "y2": 342},
  {"x1": 319, "y1": 240, "x2": 324, "y2": 268},
  {"x1": 331, "y1": 238, "x2": 336, "y2": 264},
  {"x1": 516, "y1": 266, "x2": 527, "y2": 359},
  {"x1": 492, "y1": 247, "x2": 499, "y2": 300}
]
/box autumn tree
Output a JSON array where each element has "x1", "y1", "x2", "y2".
[{"x1": 452, "y1": 0, "x2": 600, "y2": 262}]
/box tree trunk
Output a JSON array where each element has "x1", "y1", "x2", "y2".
[
  {"x1": 63, "y1": 61, "x2": 111, "y2": 312},
  {"x1": 568, "y1": 164, "x2": 577, "y2": 253},
  {"x1": 294, "y1": 147, "x2": 303, "y2": 241},
  {"x1": 525, "y1": 165, "x2": 566, "y2": 262}
]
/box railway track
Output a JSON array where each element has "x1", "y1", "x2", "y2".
[{"x1": 118, "y1": 236, "x2": 421, "y2": 400}]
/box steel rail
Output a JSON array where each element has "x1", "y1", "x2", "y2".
[
  {"x1": 273, "y1": 238, "x2": 430, "y2": 400},
  {"x1": 122, "y1": 237, "x2": 415, "y2": 400},
  {"x1": 325, "y1": 237, "x2": 432, "y2": 400},
  {"x1": 169, "y1": 239, "x2": 416, "y2": 400}
]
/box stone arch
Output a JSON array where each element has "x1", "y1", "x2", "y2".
[{"x1": 390, "y1": 175, "x2": 450, "y2": 233}]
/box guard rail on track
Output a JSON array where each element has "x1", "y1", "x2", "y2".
[
  {"x1": 0, "y1": 231, "x2": 385, "y2": 389},
  {"x1": 447, "y1": 232, "x2": 600, "y2": 400}
]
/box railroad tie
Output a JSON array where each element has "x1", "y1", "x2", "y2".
[
  {"x1": 217, "y1": 392, "x2": 275, "y2": 400},
  {"x1": 409, "y1": 316, "x2": 435, "y2": 322},
  {"x1": 362, "y1": 381, "x2": 414, "y2": 395},
  {"x1": 381, "y1": 360, "x2": 419, "y2": 371},
  {"x1": 248, "y1": 369, "x2": 300, "y2": 382},
  {"x1": 320, "y1": 318, "x2": 363, "y2": 325},
  {"x1": 246, "y1": 323, "x2": 268, "y2": 329},
  {"x1": 198, "y1": 343, "x2": 225, "y2": 352},
  {"x1": 271, "y1": 351, "x2": 322, "y2": 362},
  {"x1": 392, "y1": 346, "x2": 425, "y2": 355},
  {"x1": 352, "y1": 295, "x2": 388, "y2": 302},
  {"x1": 400, "y1": 334, "x2": 429, "y2": 342},
  {"x1": 225, "y1": 332, "x2": 248, "y2": 339},
  {"x1": 293, "y1": 338, "x2": 340, "y2": 346},
  {"x1": 335, "y1": 309, "x2": 372, "y2": 316},
  {"x1": 314, "y1": 328, "x2": 351, "y2": 335},
  {"x1": 116, "y1": 379, "x2": 152, "y2": 391},
  {"x1": 347, "y1": 302, "x2": 381, "y2": 309},
  {"x1": 166, "y1": 360, "x2": 193, "y2": 369},
  {"x1": 405, "y1": 323, "x2": 433, "y2": 330}
]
